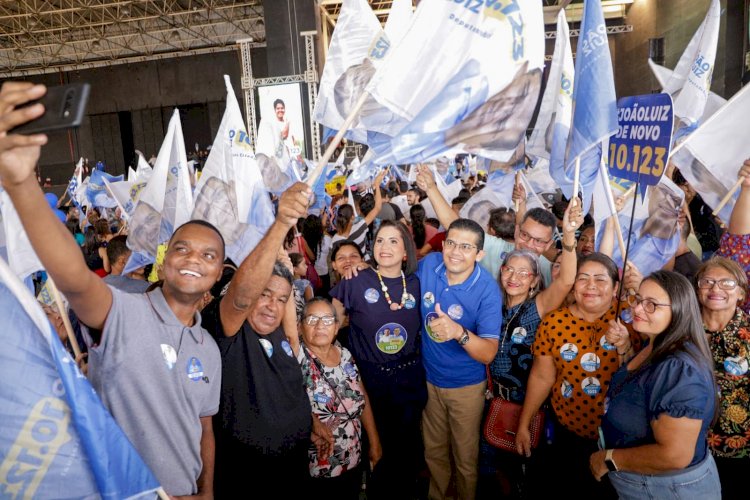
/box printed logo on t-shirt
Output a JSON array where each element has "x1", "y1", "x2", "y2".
[
  {"x1": 364, "y1": 288, "x2": 380, "y2": 304},
  {"x1": 344, "y1": 362, "x2": 357, "y2": 379},
  {"x1": 511, "y1": 327, "x2": 527, "y2": 344},
  {"x1": 599, "y1": 335, "x2": 617, "y2": 351},
  {"x1": 161, "y1": 344, "x2": 177, "y2": 370},
  {"x1": 258, "y1": 338, "x2": 274, "y2": 358},
  {"x1": 447, "y1": 304, "x2": 464, "y2": 320},
  {"x1": 580, "y1": 352, "x2": 601, "y2": 372},
  {"x1": 281, "y1": 340, "x2": 294, "y2": 357},
  {"x1": 724, "y1": 356, "x2": 749, "y2": 376},
  {"x1": 186, "y1": 357, "x2": 204, "y2": 382},
  {"x1": 560, "y1": 343, "x2": 579, "y2": 361},
  {"x1": 582, "y1": 377, "x2": 601, "y2": 396},
  {"x1": 314, "y1": 392, "x2": 331, "y2": 405},
  {"x1": 423, "y1": 291, "x2": 435, "y2": 308},
  {"x1": 561, "y1": 380, "x2": 574, "y2": 399},
  {"x1": 376, "y1": 322, "x2": 407, "y2": 354},
  {"x1": 404, "y1": 293, "x2": 416, "y2": 309},
  {"x1": 425, "y1": 312, "x2": 446, "y2": 343}
]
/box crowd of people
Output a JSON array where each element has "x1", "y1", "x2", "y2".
[{"x1": 2, "y1": 81, "x2": 749, "y2": 500}]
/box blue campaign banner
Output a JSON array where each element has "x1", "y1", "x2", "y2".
[{"x1": 608, "y1": 93, "x2": 673, "y2": 193}]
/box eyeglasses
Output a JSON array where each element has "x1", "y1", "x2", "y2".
[
  {"x1": 697, "y1": 278, "x2": 738, "y2": 291},
  {"x1": 627, "y1": 294, "x2": 671, "y2": 314},
  {"x1": 444, "y1": 239, "x2": 477, "y2": 253},
  {"x1": 500, "y1": 266, "x2": 535, "y2": 279},
  {"x1": 304, "y1": 315, "x2": 336, "y2": 326},
  {"x1": 517, "y1": 229, "x2": 551, "y2": 247}
]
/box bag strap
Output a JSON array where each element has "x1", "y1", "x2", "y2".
[{"x1": 305, "y1": 345, "x2": 356, "y2": 421}]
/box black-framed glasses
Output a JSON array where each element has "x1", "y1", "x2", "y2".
[
  {"x1": 627, "y1": 294, "x2": 671, "y2": 314},
  {"x1": 304, "y1": 315, "x2": 336, "y2": 326},
  {"x1": 697, "y1": 278, "x2": 738, "y2": 291},
  {"x1": 517, "y1": 229, "x2": 551, "y2": 247},
  {"x1": 444, "y1": 239, "x2": 477, "y2": 253},
  {"x1": 500, "y1": 266, "x2": 535, "y2": 280}
]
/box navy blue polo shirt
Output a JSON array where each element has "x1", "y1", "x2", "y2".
[{"x1": 417, "y1": 252, "x2": 502, "y2": 388}]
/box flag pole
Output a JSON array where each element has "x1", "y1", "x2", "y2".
[
  {"x1": 520, "y1": 171, "x2": 561, "y2": 240},
  {"x1": 712, "y1": 176, "x2": 744, "y2": 216},
  {"x1": 598, "y1": 160, "x2": 627, "y2": 258},
  {"x1": 46, "y1": 277, "x2": 82, "y2": 360},
  {"x1": 157, "y1": 487, "x2": 170, "y2": 500},
  {"x1": 306, "y1": 92, "x2": 369, "y2": 189},
  {"x1": 571, "y1": 157, "x2": 581, "y2": 227}
]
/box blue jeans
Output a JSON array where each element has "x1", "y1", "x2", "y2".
[{"x1": 609, "y1": 452, "x2": 721, "y2": 500}]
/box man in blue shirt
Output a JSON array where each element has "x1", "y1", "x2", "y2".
[{"x1": 417, "y1": 218, "x2": 502, "y2": 500}]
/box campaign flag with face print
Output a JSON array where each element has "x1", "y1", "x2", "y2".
[
  {"x1": 85, "y1": 170, "x2": 124, "y2": 209},
  {"x1": 0, "y1": 257, "x2": 160, "y2": 499}
]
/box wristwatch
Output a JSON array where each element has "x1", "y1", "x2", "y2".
[
  {"x1": 605, "y1": 449, "x2": 619, "y2": 472},
  {"x1": 458, "y1": 327, "x2": 470, "y2": 345}
]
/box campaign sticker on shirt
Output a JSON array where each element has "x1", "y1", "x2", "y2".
[
  {"x1": 582, "y1": 377, "x2": 601, "y2": 396},
  {"x1": 580, "y1": 352, "x2": 601, "y2": 372},
  {"x1": 344, "y1": 362, "x2": 357, "y2": 378},
  {"x1": 724, "y1": 356, "x2": 749, "y2": 376},
  {"x1": 364, "y1": 288, "x2": 380, "y2": 304},
  {"x1": 258, "y1": 338, "x2": 274, "y2": 358},
  {"x1": 599, "y1": 335, "x2": 617, "y2": 351},
  {"x1": 560, "y1": 343, "x2": 579, "y2": 362},
  {"x1": 404, "y1": 293, "x2": 416, "y2": 309},
  {"x1": 161, "y1": 344, "x2": 177, "y2": 370},
  {"x1": 511, "y1": 327, "x2": 527, "y2": 344},
  {"x1": 425, "y1": 312, "x2": 446, "y2": 343},
  {"x1": 281, "y1": 340, "x2": 294, "y2": 357},
  {"x1": 423, "y1": 291, "x2": 435, "y2": 308},
  {"x1": 561, "y1": 380, "x2": 574, "y2": 399},
  {"x1": 447, "y1": 304, "x2": 464, "y2": 320},
  {"x1": 314, "y1": 392, "x2": 331, "y2": 405},
  {"x1": 186, "y1": 357, "x2": 204, "y2": 382},
  {"x1": 376, "y1": 322, "x2": 407, "y2": 354}
]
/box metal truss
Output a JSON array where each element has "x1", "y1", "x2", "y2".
[
  {"x1": 546, "y1": 24, "x2": 634, "y2": 39},
  {"x1": 0, "y1": 1, "x2": 266, "y2": 77}
]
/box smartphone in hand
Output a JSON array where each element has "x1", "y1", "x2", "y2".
[{"x1": 10, "y1": 83, "x2": 90, "y2": 135}]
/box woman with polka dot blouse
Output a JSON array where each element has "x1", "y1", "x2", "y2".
[{"x1": 516, "y1": 253, "x2": 640, "y2": 499}]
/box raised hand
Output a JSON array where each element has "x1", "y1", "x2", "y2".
[
  {"x1": 277, "y1": 181, "x2": 312, "y2": 228},
  {"x1": 562, "y1": 196, "x2": 583, "y2": 234},
  {"x1": 0, "y1": 82, "x2": 48, "y2": 188}
]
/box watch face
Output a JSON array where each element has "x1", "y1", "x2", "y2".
[{"x1": 605, "y1": 459, "x2": 617, "y2": 473}]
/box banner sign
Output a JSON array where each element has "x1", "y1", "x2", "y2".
[{"x1": 608, "y1": 93, "x2": 673, "y2": 194}]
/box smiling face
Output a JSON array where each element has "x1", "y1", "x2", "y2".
[
  {"x1": 577, "y1": 226, "x2": 596, "y2": 256},
  {"x1": 500, "y1": 255, "x2": 539, "y2": 301},
  {"x1": 275, "y1": 103, "x2": 285, "y2": 121},
  {"x1": 631, "y1": 280, "x2": 673, "y2": 336},
  {"x1": 300, "y1": 300, "x2": 339, "y2": 349},
  {"x1": 248, "y1": 275, "x2": 292, "y2": 335},
  {"x1": 515, "y1": 217, "x2": 554, "y2": 255},
  {"x1": 442, "y1": 228, "x2": 484, "y2": 279},
  {"x1": 162, "y1": 223, "x2": 224, "y2": 297},
  {"x1": 573, "y1": 260, "x2": 617, "y2": 315},
  {"x1": 374, "y1": 226, "x2": 405, "y2": 273},
  {"x1": 698, "y1": 265, "x2": 745, "y2": 315},
  {"x1": 331, "y1": 243, "x2": 362, "y2": 276}
]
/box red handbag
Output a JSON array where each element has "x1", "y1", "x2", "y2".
[{"x1": 483, "y1": 374, "x2": 545, "y2": 453}]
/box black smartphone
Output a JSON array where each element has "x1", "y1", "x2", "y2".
[{"x1": 10, "y1": 82, "x2": 90, "y2": 135}]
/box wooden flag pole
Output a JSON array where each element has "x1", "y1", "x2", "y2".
[
  {"x1": 599, "y1": 160, "x2": 627, "y2": 258},
  {"x1": 157, "y1": 487, "x2": 170, "y2": 500},
  {"x1": 513, "y1": 171, "x2": 521, "y2": 212},
  {"x1": 712, "y1": 176, "x2": 744, "y2": 216},
  {"x1": 46, "y1": 277, "x2": 82, "y2": 360},
  {"x1": 306, "y1": 92, "x2": 369, "y2": 189},
  {"x1": 571, "y1": 157, "x2": 581, "y2": 228}
]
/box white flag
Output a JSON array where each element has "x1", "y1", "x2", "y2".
[
  {"x1": 383, "y1": 0, "x2": 413, "y2": 47},
  {"x1": 662, "y1": 0, "x2": 720, "y2": 126},
  {"x1": 0, "y1": 189, "x2": 43, "y2": 279}
]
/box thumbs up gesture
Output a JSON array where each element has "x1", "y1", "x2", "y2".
[{"x1": 430, "y1": 303, "x2": 461, "y2": 342}]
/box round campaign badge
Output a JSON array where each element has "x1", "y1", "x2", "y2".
[
  {"x1": 561, "y1": 380, "x2": 574, "y2": 399},
  {"x1": 620, "y1": 307, "x2": 633, "y2": 324},
  {"x1": 582, "y1": 377, "x2": 601, "y2": 396},
  {"x1": 376, "y1": 322, "x2": 407, "y2": 354},
  {"x1": 364, "y1": 288, "x2": 380, "y2": 304},
  {"x1": 161, "y1": 344, "x2": 177, "y2": 370},
  {"x1": 511, "y1": 327, "x2": 527, "y2": 344},
  {"x1": 599, "y1": 335, "x2": 617, "y2": 351},
  {"x1": 186, "y1": 357, "x2": 204, "y2": 382},
  {"x1": 425, "y1": 312, "x2": 446, "y2": 343},
  {"x1": 580, "y1": 353, "x2": 601, "y2": 372},
  {"x1": 447, "y1": 304, "x2": 464, "y2": 321},
  {"x1": 281, "y1": 340, "x2": 294, "y2": 357},
  {"x1": 344, "y1": 362, "x2": 357, "y2": 379},
  {"x1": 404, "y1": 293, "x2": 416, "y2": 309},
  {"x1": 258, "y1": 338, "x2": 274, "y2": 358},
  {"x1": 724, "y1": 356, "x2": 749, "y2": 376},
  {"x1": 560, "y1": 343, "x2": 579, "y2": 362},
  {"x1": 423, "y1": 292, "x2": 435, "y2": 308}
]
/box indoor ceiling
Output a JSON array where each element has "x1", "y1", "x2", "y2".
[{"x1": 0, "y1": 0, "x2": 265, "y2": 77}]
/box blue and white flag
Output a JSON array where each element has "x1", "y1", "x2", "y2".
[
  {"x1": 0, "y1": 257, "x2": 160, "y2": 499},
  {"x1": 556, "y1": 0, "x2": 618, "y2": 213},
  {"x1": 193, "y1": 75, "x2": 275, "y2": 265},
  {"x1": 363, "y1": 1, "x2": 544, "y2": 164},
  {"x1": 313, "y1": 0, "x2": 388, "y2": 145},
  {"x1": 85, "y1": 170, "x2": 124, "y2": 209},
  {"x1": 133, "y1": 151, "x2": 154, "y2": 184},
  {"x1": 383, "y1": 0, "x2": 413, "y2": 47},
  {"x1": 0, "y1": 189, "x2": 43, "y2": 279},
  {"x1": 126, "y1": 109, "x2": 193, "y2": 270},
  {"x1": 65, "y1": 158, "x2": 84, "y2": 212},
  {"x1": 671, "y1": 83, "x2": 750, "y2": 225},
  {"x1": 662, "y1": 0, "x2": 720, "y2": 127}
]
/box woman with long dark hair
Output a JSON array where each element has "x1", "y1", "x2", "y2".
[
  {"x1": 409, "y1": 204, "x2": 437, "y2": 250},
  {"x1": 590, "y1": 271, "x2": 719, "y2": 499}
]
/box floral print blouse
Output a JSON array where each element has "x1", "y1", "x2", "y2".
[
  {"x1": 706, "y1": 308, "x2": 750, "y2": 458},
  {"x1": 297, "y1": 342, "x2": 366, "y2": 477}
]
